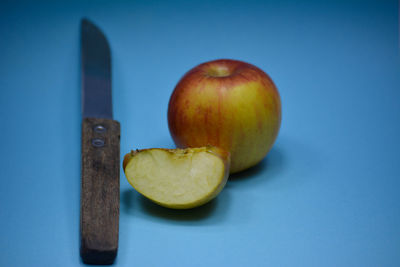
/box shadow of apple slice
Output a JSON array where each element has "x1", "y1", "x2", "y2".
[{"x1": 123, "y1": 146, "x2": 230, "y2": 209}]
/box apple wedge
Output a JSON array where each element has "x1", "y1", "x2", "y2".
[{"x1": 123, "y1": 146, "x2": 230, "y2": 209}]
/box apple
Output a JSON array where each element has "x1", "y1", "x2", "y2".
[
  {"x1": 168, "y1": 59, "x2": 281, "y2": 173},
  {"x1": 123, "y1": 146, "x2": 230, "y2": 209}
]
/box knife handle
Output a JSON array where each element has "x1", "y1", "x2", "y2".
[{"x1": 80, "y1": 117, "x2": 120, "y2": 265}]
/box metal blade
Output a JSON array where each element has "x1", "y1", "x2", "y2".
[{"x1": 81, "y1": 18, "x2": 113, "y2": 119}]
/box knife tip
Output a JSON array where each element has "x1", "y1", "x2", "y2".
[
  {"x1": 80, "y1": 18, "x2": 106, "y2": 40},
  {"x1": 81, "y1": 17, "x2": 92, "y2": 28}
]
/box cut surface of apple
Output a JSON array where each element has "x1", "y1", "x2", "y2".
[{"x1": 123, "y1": 147, "x2": 230, "y2": 209}]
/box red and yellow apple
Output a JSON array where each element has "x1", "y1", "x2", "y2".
[{"x1": 168, "y1": 59, "x2": 281, "y2": 174}]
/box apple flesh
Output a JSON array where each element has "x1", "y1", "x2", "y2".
[
  {"x1": 168, "y1": 59, "x2": 281, "y2": 173},
  {"x1": 123, "y1": 147, "x2": 230, "y2": 209}
]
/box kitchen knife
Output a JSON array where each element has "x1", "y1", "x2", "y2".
[{"x1": 80, "y1": 18, "x2": 120, "y2": 265}]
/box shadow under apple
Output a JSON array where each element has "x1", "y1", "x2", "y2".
[
  {"x1": 121, "y1": 188, "x2": 231, "y2": 224},
  {"x1": 228, "y1": 146, "x2": 285, "y2": 183}
]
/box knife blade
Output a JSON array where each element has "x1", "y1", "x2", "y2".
[{"x1": 80, "y1": 18, "x2": 120, "y2": 265}]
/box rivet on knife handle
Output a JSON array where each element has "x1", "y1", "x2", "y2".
[{"x1": 80, "y1": 118, "x2": 120, "y2": 264}]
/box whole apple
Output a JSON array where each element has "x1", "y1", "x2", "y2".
[{"x1": 168, "y1": 59, "x2": 281, "y2": 173}]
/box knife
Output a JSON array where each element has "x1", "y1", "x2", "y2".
[{"x1": 80, "y1": 18, "x2": 120, "y2": 265}]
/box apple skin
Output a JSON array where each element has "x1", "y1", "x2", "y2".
[{"x1": 167, "y1": 59, "x2": 281, "y2": 174}]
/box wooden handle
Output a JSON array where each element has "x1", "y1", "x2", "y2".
[{"x1": 80, "y1": 117, "x2": 120, "y2": 265}]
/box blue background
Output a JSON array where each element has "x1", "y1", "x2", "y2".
[{"x1": 1, "y1": 0, "x2": 399, "y2": 266}]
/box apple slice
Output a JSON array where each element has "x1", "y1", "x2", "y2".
[{"x1": 123, "y1": 146, "x2": 230, "y2": 209}]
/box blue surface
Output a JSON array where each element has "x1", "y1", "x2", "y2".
[{"x1": 1, "y1": 0, "x2": 399, "y2": 266}]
